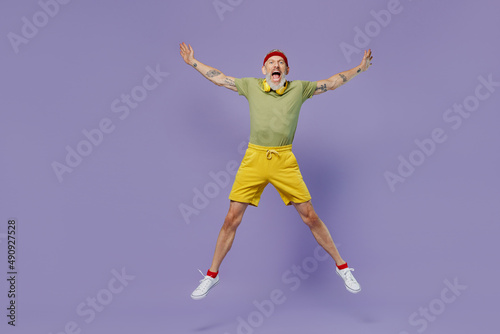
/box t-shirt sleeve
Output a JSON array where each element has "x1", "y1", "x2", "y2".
[
  {"x1": 301, "y1": 80, "x2": 317, "y2": 102},
  {"x1": 235, "y1": 77, "x2": 252, "y2": 97}
]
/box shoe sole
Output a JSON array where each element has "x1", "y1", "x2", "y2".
[
  {"x1": 190, "y1": 280, "x2": 219, "y2": 300},
  {"x1": 336, "y1": 271, "x2": 361, "y2": 294}
]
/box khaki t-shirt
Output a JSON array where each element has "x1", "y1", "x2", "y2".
[{"x1": 235, "y1": 78, "x2": 317, "y2": 147}]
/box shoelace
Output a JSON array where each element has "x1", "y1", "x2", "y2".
[
  {"x1": 194, "y1": 269, "x2": 212, "y2": 291},
  {"x1": 341, "y1": 268, "x2": 356, "y2": 282},
  {"x1": 266, "y1": 149, "x2": 279, "y2": 160}
]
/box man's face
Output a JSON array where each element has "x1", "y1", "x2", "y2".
[{"x1": 262, "y1": 56, "x2": 289, "y2": 89}]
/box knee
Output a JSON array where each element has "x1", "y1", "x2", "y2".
[
  {"x1": 302, "y1": 211, "x2": 320, "y2": 227},
  {"x1": 223, "y1": 211, "x2": 242, "y2": 230}
]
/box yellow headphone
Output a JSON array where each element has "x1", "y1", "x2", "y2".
[{"x1": 262, "y1": 79, "x2": 288, "y2": 95}]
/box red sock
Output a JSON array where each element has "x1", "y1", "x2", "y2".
[
  {"x1": 337, "y1": 263, "x2": 348, "y2": 270},
  {"x1": 207, "y1": 270, "x2": 218, "y2": 278}
]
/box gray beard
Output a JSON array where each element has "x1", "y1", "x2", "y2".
[{"x1": 265, "y1": 72, "x2": 287, "y2": 91}]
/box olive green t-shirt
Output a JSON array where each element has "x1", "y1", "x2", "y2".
[{"x1": 234, "y1": 78, "x2": 317, "y2": 147}]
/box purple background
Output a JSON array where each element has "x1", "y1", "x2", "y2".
[{"x1": 1, "y1": 0, "x2": 499, "y2": 333}]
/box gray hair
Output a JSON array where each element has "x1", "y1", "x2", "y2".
[{"x1": 266, "y1": 49, "x2": 287, "y2": 57}]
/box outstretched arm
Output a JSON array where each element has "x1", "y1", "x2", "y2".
[
  {"x1": 179, "y1": 42, "x2": 237, "y2": 92},
  {"x1": 314, "y1": 49, "x2": 373, "y2": 95}
]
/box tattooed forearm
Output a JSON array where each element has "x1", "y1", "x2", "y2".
[
  {"x1": 357, "y1": 68, "x2": 361, "y2": 73},
  {"x1": 224, "y1": 77, "x2": 235, "y2": 87},
  {"x1": 193, "y1": 63, "x2": 197, "y2": 68},
  {"x1": 206, "y1": 70, "x2": 221, "y2": 78},
  {"x1": 339, "y1": 73, "x2": 347, "y2": 82},
  {"x1": 315, "y1": 83, "x2": 327, "y2": 92}
]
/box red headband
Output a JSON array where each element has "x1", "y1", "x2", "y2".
[{"x1": 263, "y1": 51, "x2": 288, "y2": 67}]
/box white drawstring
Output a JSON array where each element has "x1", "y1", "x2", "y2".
[{"x1": 266, "y1": 149, "x2": 280, "y2": 160}]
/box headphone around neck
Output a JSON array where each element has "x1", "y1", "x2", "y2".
[{"x1": 262, "y1": 79, "x2": 288, "y2": 95}]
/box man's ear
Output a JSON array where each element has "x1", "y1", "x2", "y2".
[
  {"x1": 262, "y1": 66, "x2": 267, "y2": 75},
  {"x1": 286, "y1": 67, "x2": 290, "y2": 75}
]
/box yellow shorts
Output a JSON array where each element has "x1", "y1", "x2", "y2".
[{"x1": 229, "y1": 143, "x2": 311, "y2": 206}]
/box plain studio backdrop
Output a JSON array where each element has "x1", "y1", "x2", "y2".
[{"x1": 1, "y1": 0, "x2": 499, "y2": 333}]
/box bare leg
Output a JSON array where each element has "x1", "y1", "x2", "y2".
[
  {"x1": 209, "y1": 200, "x2": 249, "y2": 272},
  {"x1": 292, "y1": 200, "x2": 346, "y2": 266}
]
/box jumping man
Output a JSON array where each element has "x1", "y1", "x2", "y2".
[{"x1": 179, "y1": 42, "x2": 373, "y2": 299}]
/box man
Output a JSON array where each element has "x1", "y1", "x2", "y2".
[{"x1": 179, "y1": 42, "x2": 373, "y2": 300}]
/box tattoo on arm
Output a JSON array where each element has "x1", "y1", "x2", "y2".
[
  {"x1": 315, "y1": 83, "x2": 327, "y2": 93},
  {"x1": 193, "y1": 63, "x2": 197, "y2": 68},
  {"x1": 206, "y1": 70, "x2": 222, "y2": 78},
  {"x1": 357, "y1": 68, "x2": 361, "y2": 73},
  {"x1": 224, "y1": 77, "x2": 236, "y2": 87},
  {"x1": 339, "y1": 74, "x2": 347, "y2": 82}
]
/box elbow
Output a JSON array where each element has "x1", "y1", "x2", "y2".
[
  {"x1": 326, "y1": 80, "x2": 335, "y2": 91},
  {"x1": 209, "y1": 78, "x2": 223, "y2": 87},
  {"x1": 214, "y1": 75, "x2": 226, "y2": 87}
]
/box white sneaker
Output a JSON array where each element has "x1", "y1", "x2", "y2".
[
  {"x1": 336, "y1": 267, "x2": 361, "y2": 294},
  {"x1": 191, "y1": 270, "x2": 219, "y2": 300}
]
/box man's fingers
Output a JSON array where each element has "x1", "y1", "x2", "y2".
[
  {"x1": 180, "y1": 42, "x2": 190, "y2": 53},
  {"x1": 179, "y1": 42, "x2": 193, "y2": 62},
  {"x1": 180, "y1": 43, "x2": 192, "y2": 59},
  {"x1": 363, "y1": 49, "x2": 373, "y2": 68}
]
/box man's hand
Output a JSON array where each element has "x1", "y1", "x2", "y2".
[
  {"x1": 359, "y1": 49, "x2": 373, "y2": 72},
  {"x1": 179, "y1": 42, "x2": 238, "y2": 92},
  {"x1": 180, "y1": 42, "x2": 195, "y2": 66},
  {"x1": 313, "y1": 49, "x2": 374, "y2": 95}
]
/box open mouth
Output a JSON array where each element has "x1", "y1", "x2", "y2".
[{"x1": 271, "y1": 71, "x2": 281, "y2": 81}]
